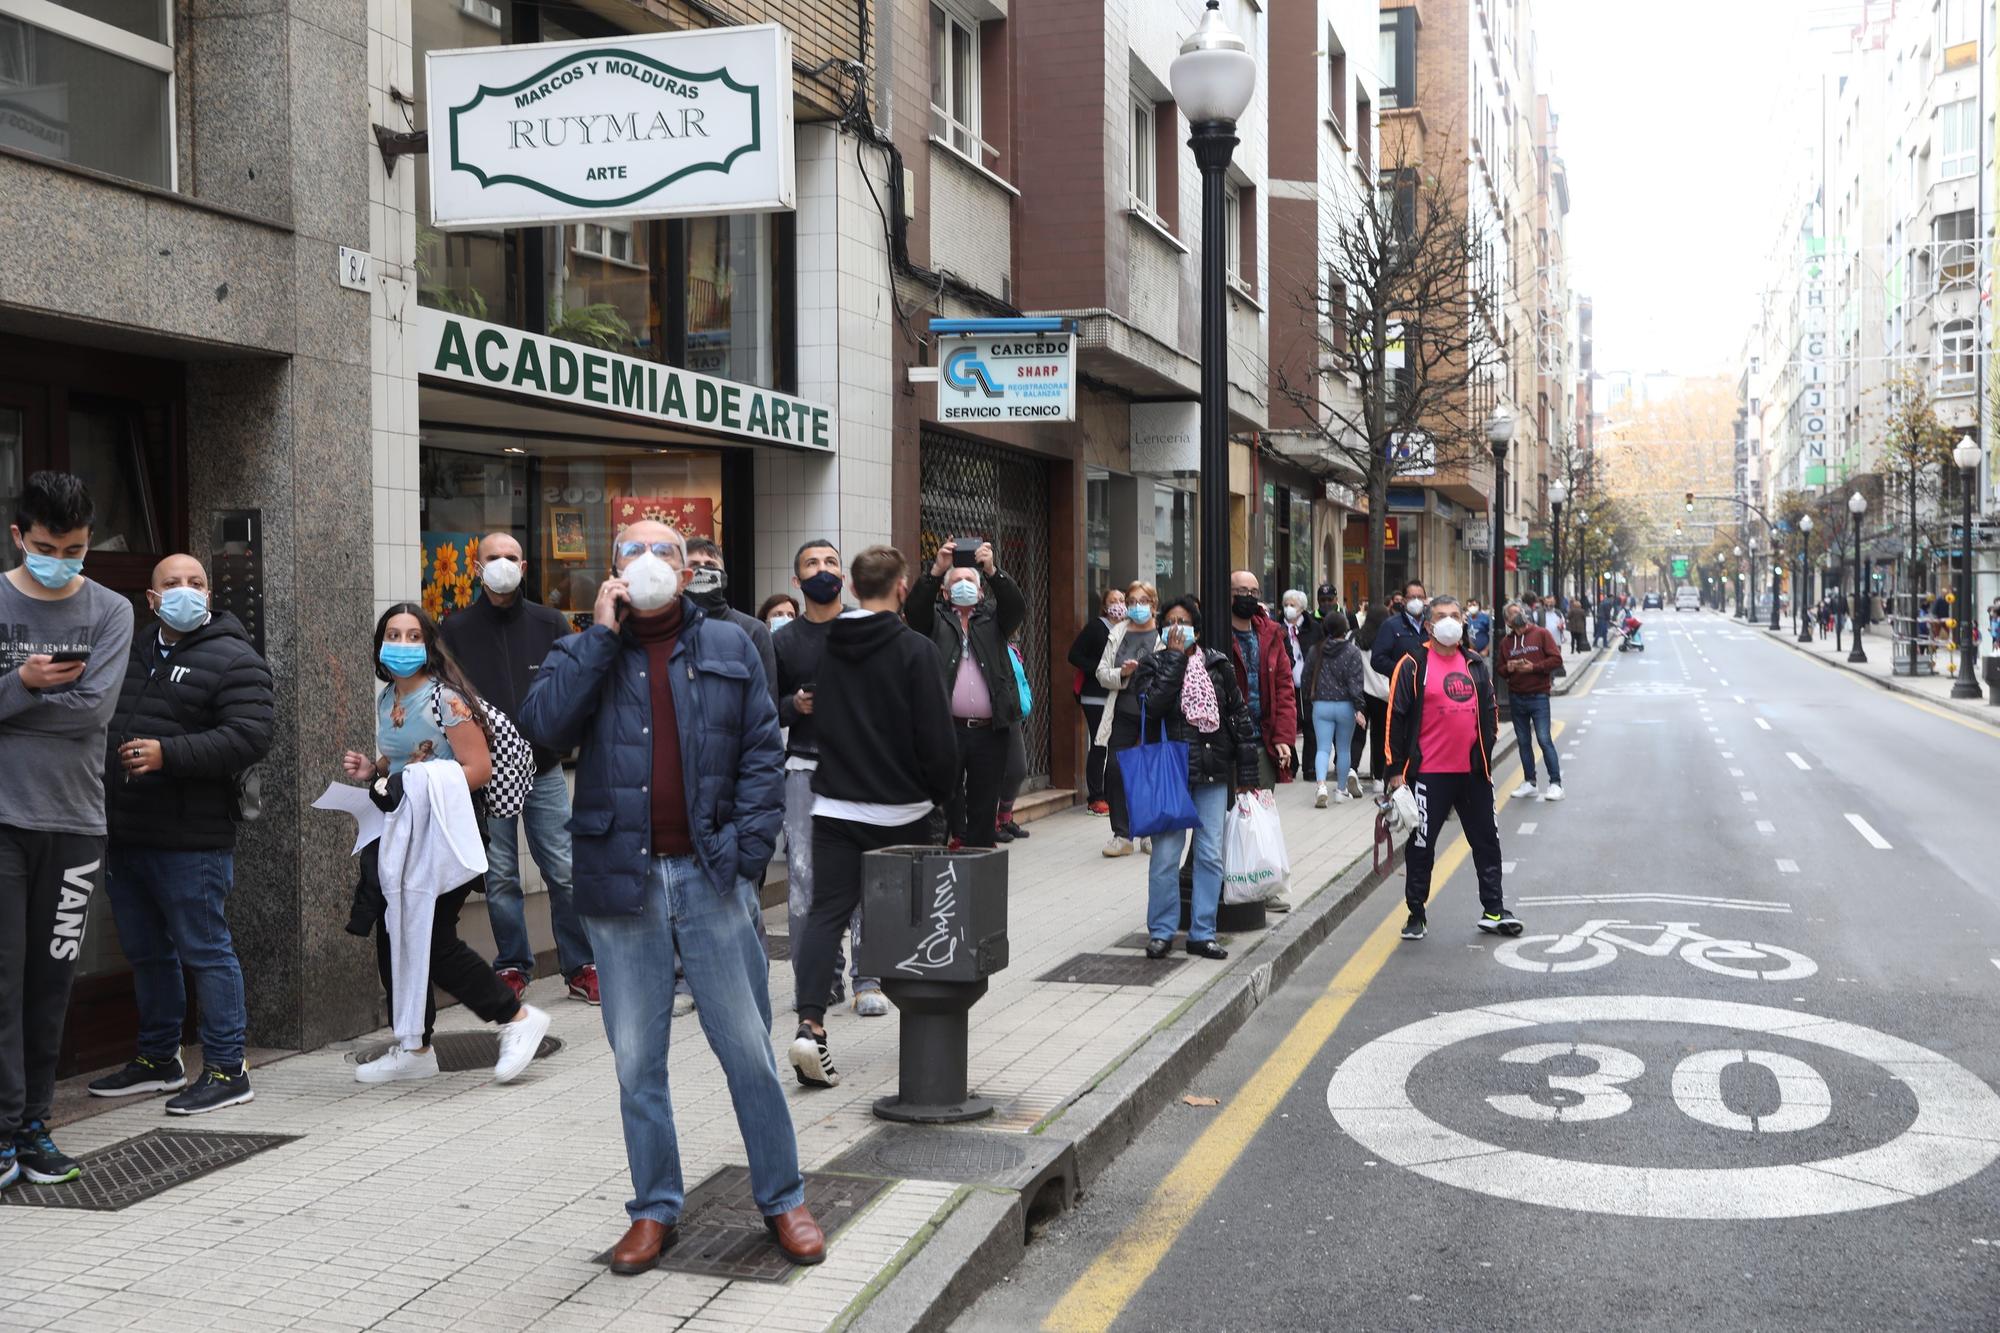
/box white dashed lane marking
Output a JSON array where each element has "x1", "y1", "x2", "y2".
[
  {"x1": 1845, "y1": 813, "x2": 1893, "y2": 850},
  {"x1": 1776, "y1": 859, "x2": 1799, "y2": 873},
  {"x1": 1756, "y1": 820, "x2": 1776, "y2": 834},
  {"x1": 1740, "y1": 791, "x2": 1759, "y2": 803},
  {"x1": 1786, "y1": 752, "x2": 1810, "y2": 770},
  {"x1": 1518, "y1": 822, "x2": 1538, "y2": 836},
  {"x1": 1755, "y1": 718, "x2": 1773, "y2": 730}
]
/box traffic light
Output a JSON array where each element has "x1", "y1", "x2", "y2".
[{"x1": 1685, "y1": 492, "x2": 1695, "y2": 512}]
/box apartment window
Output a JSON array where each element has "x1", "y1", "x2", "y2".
[
  {"x1": 574, "y1": 221, "x2": 635, "y2": 266},
  {"x1": 1379, "y1": 9, "x2": 1417, "y2": 111},
  {"x1": 0, "y1": 1, "x2": 175, "y2": 187},
  {"x1": 1938, "y1": 318, "x2": 1977, "y2": 393},
  {"x1": 1935, "y1": 209, "x2": 1976, "y2": 289},
  {"x1": 1326, "y1": 39, "x2": 1347, "y2": 138},
  {"x1": 1224, "y1": 181, "x2": 1242, "y2": 284},
  {"x1": 1326, "y1": 272, "x2": 1350, "y2": 355},
  {"x1": 930, "y1": 4, "x2": 982, "y2": 161},
  {"x1": 1130, "y1": 98, "x2": 1157, "y2": 217},
  {"x1": 1942, "y1": 0, "x2": 1977, "y2": 48},
  {"x1": 1355, "y1": 87, "x2": 1373, "y2": 177},
  {"x1": 1940, "y1": 98, "x2": 1977, "y2": 179}
]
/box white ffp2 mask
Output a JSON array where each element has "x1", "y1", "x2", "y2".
[{"x1": 622, "y1": 553, "x2": 680, "y2": 611}]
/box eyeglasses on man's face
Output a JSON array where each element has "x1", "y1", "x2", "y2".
[{"x1": 616, "y1": 540, "x2": 684, "y2": 565}]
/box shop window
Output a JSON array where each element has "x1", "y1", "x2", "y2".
[
  {"x1": 0, "y1": 5, "x2": 174, "y2": 187},
  {"x1": 1154, "y1": 481, "x2": 1196, "y2": 606},
  {"x1": 1086, "y1": 467, "x2": 1111, "y2": 613},
  {"x1": 420, "y1": 431, "x2": 726, "y2": 632}
]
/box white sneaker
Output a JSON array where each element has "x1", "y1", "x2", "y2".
[
  {"x1": 1103, "y1": 837, "x2": 1133, "y2": 858},
  {"x1": 1332, "y1": 788, "x2": 1349, "y2": 803},
  {"x1": 1510, "y1": 781, "x2": 1538, "y2": 800},
  {"x1": 1372, "y1": 779, "x2": 1386, "y2": 796},
  {"x1": 355, "y1": 1046, "x2": 438, "y2": 1085},
  {"x1": 1138, "y1": 837, "x2": 1153, "y2": 854},
  {"x1": 1543, "y1": 784, "x2": 1565, "y2": 803},
  {"x1": 853, "y1": 989, "x2": 891, "y2": 1018},
  {"x1": 672, "y1": 992, "x2": 697, "y2": 1018},
  {"x1": 1346, "y1": 773, "x2": 1365, "y2": 800},
  {"x1": 493, "y1": 1004, "x2": 552, "y2": 1085},
  {"x1": 1315, "y1": 784, "x2": 1329, "y2": 808}
]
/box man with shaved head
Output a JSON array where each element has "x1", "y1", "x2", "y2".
[
  {"x1": 90, "y1": 551, "x2": 272, "y2": 1117},
  {"x1": 440, "y1": 531, "x2": 596, "y2": 1005}
]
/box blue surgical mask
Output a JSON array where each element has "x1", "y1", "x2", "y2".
[
  {"x1": 378, "y1": 642, "x2": 429, "y2": 678},
  {"x1": 949, "y1": 580, "x2": 981, "y2": 607},
  {"x1": 157, "y1": 586, "x2": 210, "y2": 633},
  {"x1": 1127, "y1": 603, "x2": 1153, "y2": 626},
  {"x1": 23, "y1": 552, "x2": 83, "y2": 590}
]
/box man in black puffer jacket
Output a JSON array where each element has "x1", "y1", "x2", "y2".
[{"x1": 91, "y1": 555, "x2": 273, "y2": 1116}]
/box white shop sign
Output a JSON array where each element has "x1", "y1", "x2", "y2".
[
  {"x1": 426, "y1": 25, "x2": 795, "y2": 229},
  {"x1": 1130, "y1": 401, "x2": 1201, "y2": 473},
  {"x1": 936, "y1": 332, "x2": 1076, "y2": 423}
]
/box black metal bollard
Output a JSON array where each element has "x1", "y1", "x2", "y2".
[
  {"x1": 857, "y1": 845, "x2": 1009, "y2": 1124},
  {"x1": 1984, "y1": 655, "x2": 2000, "y2": 705}
]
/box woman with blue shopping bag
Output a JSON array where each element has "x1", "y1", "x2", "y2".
[
  {"x1": 994, "y1": 637, "x2": 1035, "y2": 842},
  {"x1": 1124, "y1": 596, "x2": 1260, "y2": 961}
]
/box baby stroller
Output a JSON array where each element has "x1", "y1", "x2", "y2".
[{"x1": 1618, "y1": 614, "x2": 1646, "y2": 652}]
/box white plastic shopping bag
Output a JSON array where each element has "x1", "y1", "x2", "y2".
[{"x1": 1222, "y1": 791, "x2": 1291, "y2": 905}]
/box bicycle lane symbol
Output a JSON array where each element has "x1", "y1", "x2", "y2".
[{"x1": 1493, "y1": 919, "x2": 1818, "y2": 982}]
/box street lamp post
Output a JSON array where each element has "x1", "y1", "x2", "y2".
[
  {"x1": 1951, "y1": 438, "x2": 1982, "y2": 698},
  {"x1": 1549, "y1": 481, "x2": 1567, "y2": 612},
  {"x1": 1797, "y1": 515, "x2": 1814, "y2": 643},
  {"x1": 1733, "y1": 545, "x2": 1743, "y2": 618},
  {"x1": 1171, "y1": 0, "x2": 1256, "y2": 638},
  {"x1": 1769, "y1": 538, "x2": 1783, "y2": 632},
  {"x1": 1746, "y1": 537, "x2": 1758, "y2": 623},
  {"x1": 1488, "y1": 406, "x2": 1515, "y2": 644},
  {"x1": 1848, "y1": 491, "x2": 1868, "y2": 664}
]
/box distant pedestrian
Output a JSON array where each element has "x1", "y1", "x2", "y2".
[
  {"x1": 1566, "y1": 599, "x2": 1588, "y2": 654},
  {"x1": 1356, "y1": 601, "x2": 1393, "y2": 790},
  {"x1": 1068, "y1": 586, "x2": 1125, "y2": 816},
  {"x1": 685, "y1": 538, "x2": 779, "y2": 709},
  {"x1": 759, "y1": 593, "x2": 799, "y2": 633},
  {"x1": 1594, "y1": 598, "x2": 1612, "y2": 647},
  {"x1": 1316, "y1": 583, "x2": 1343, "y2": 627},
  {"x1": 1302, "y1": 610, "x2": 1367, "y2": 806},
  {"x1": 906, "y1": 539, "x2": 1026, "y2": 850},
  {"x1": 1, "y1": 472, "x2": 135, "y2": 1190},
  {"x1": 92, "y1": 554, "x2": 273, "y2": 1116},
  {"x1": 1094, "y1": 581, "x2": 1160, "y2": 858},
  {"x1": 440, "y1": 532, "x2": 596, "y2": 1007},
  {"x1": 1134, "y1": 597, "x2": 1258, "y2": 961},
  {"x1": 995, "y1": 636, "x2": 1034, "y2": 843},
  {"x1": 1280, "y1": 588, "x2": 1320, "y2": 780},
  {"x1": 1499, "y1": 600, "x2": 1565, "y2": 802},
  {"x1": 1465, "y1": 599, "x2": 1493, "y2": 657},
  {"x1": 1385, "y1": 598, "x2": 1518, "y2": 942},
  {"x1": 342, "y1": 604, "x2": 552, "y2": 1088},
  {"x1": 773, "y1": 539, "x2": 886, "y2": 1020},
  {"x1": 789, "y1": 546, "x2": 958, "y2": 1091},
  {"x1": 1228, "y1": 570, "x2": 1299, "y2": 910},
  {"x1": 517, "y1": 520, "x2": 823, "y2": 1273}
]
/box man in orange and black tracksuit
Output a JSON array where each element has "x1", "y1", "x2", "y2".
[{"x1": 1383, "y1": 596, "x2": 1520, "y2": 943}]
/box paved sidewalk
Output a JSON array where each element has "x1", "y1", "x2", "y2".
[
  {"x1": 1756, "y1": 620, "x2": 2000, "y2": 727},
  {"x1": 1, "y1": 781, "x2": 1379, "y2": 1333}
]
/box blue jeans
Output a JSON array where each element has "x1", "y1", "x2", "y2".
[
  {"x1": 484, "y1": 772, "x2": 592, "y2": 978},
  {"x1": 1311, "y1": 700, "x2": 1358, "y2": 785},
  {"x1": 1146, "y1": 782, "x2": 1228, "y2": 943},
  {"x1": 1509, "y1": 692, "x2": 1562, "y2": 785},
  {"x1": 105, "y1": 845, "x2": 246, "y2": 1069},
  {"x1": 586, "y1": 857, "x2": 804, "y2": 1224}
]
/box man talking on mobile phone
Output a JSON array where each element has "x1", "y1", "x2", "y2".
[{"x1": 0, "y1": 472, "x2": 135, "y2": 1191}]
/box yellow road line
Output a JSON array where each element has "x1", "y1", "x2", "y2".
[{"x1": 1041, "y1": 730, "x2": 1554, "y2": 1333}]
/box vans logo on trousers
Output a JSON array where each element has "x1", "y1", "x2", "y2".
[{"x1": 50, "y1": 860, "x2": 98, "y2": 961}]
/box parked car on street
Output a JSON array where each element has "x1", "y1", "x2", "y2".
[
  {"x1": 1676, "y1": 587, "x2": 1701, "y2": 612},
  {"x1": 1642, "y1": 592, "x2": 1663, "y2": 609}
]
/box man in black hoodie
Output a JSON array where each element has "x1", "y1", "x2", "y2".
[
  {"x1": 91, "y1": 554, "x2": 273, "y2": 1116},
  {"x1": 787, "y1": 546, "x2": 958, "y2": 1089}
]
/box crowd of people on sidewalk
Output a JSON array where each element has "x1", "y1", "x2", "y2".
[{"x1": 0, "y1": 464, "x2": 1584, "y2": 1276}]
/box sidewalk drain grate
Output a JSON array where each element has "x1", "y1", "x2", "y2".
[
  {"x1": 1036, "y1": 952, "x2": 1184, "y2": 986},
  {"x1": 0, "y1": 1128, "x2": 297, "y2": 1212},
  {"x1": 346, "y1": 1031, "x2": 564, "y2": 1072},
  {"x1": 589, "y1": 1166, "x2": 888, "y2": 1282}
]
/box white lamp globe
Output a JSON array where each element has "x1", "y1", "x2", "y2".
[
  {"x1": 1955, "y1": 438, "x2": 1982, "y2": 471},
  {"x1": 1849, "y1": 491, "x2": 1867, "y2": 515},
  {"x1": 1171, "y1": 2, "x2": 1256, "y2": 127},
  {"x1": 1549, "y1": 481, "x2": 1569, "y2": 505},
  {"x1": 1800, "y1": 514, "x2": 1814, "y2": 533}
]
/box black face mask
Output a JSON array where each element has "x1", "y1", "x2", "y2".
[
  {"x1": 1232, "y1": 594, "x2": 1262, "y2": 622},
  {"x1": 799, "y1": 570, "x2": 843, "y2": 606},
  {"x1": 688, "y1": 566, "x2": 729, "y2": 611}
]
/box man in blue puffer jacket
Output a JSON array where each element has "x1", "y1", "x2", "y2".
[{"x1": 518, "y1": 519, "x2": 821, "y2": 1276}]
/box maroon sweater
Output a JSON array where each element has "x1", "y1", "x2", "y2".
[
  {"x1": 1499, "y1": 624, "x2": 1563, "y2": 696},
  {"x1": 630, "y1": 603, "x2": 694, "y2": 857}
]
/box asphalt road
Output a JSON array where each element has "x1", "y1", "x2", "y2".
[{"x1": 958, "y1": 611, "x2": 2000, "y2": 1332}]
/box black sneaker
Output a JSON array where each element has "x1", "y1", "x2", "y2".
[
  {"x1": 0, "y1": 1144, "x2": 17, "y2": 1192},
  {"x1": 1400, "y1": 913, "x2": 1427, "y2": 941},
  {"x1": 787, "y1": 1023, "x2": 840, "y2": 1089},
  {"x1": 13, "y1": 1121, "x2": 80, "y2": 1184},
  {"x1": 87, "y1": 1053, "x2": 186, "y2": 1098},
  {"x1": 1477, "y1": 911, "x2": 1525, "y2": 937},
  {"x1": 166, "y1": 1065, "x2": 254, "y2": 1116}
]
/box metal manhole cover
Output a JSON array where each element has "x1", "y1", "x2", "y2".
[
  {"x1": 823, "y1": 1127, "x2": 1026, "y2": 1182},
  {"x1": 590, "y1": 1167, "x2": 888, "y2": 1282},
  {"x1": 346, "y1": 1030, "x2": 564, "y2": 1071},
  {"x1": 0, "y1": 1128, "x2": 297, "y2": 1212},
  {"x1": 765, "y1": 933, "x2": 791, "y2": 961},
  {"x1": 1036, "y1": 952, "x2": 1185, "y2": 986},
  {"x1": 1111, "y1": 931, "x2": 1232, "y2": 952}
]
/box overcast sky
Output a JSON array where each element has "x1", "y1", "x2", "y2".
[{"x1": 1536, "y1": 0, "x2": 1823, "y2": 378}]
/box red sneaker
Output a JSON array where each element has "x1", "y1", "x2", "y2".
[
  {"x1": 496, "y1": 967, "x2": 529, "y2": 1001},
  {"x1": 567, "y1": 964, "x2": 601, "y2": 1006},
  {"x1": 1088, "y1": 801, "x2": 1110, "y2": 816}
]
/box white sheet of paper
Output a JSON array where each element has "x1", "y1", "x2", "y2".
[{"x1": 313, "y1": 781, "x2": 385, "y2": 854}]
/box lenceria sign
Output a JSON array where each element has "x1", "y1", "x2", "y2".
[
  {"x1": 936, "y1": 328, "x2": 1076, "y2": 423},
  {"x1": 427, "y1": 25, "x2": 794, "y2": 229}
]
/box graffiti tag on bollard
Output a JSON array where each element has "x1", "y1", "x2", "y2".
[{"x1": 896, "y1": 859, "x2": 964, "y2": 974}]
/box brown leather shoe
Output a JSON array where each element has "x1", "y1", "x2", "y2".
[
  {"x1": 764, "y1": 1205, "x2": 826, "y2": 1265},
  {"x1": 609, "y1": 1218, "x2": 677, "y2": 1275}
]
